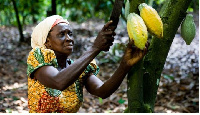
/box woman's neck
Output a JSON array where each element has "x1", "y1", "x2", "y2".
[{"x1": 54, "y1": 51, "x2": 68, "y2": 69}]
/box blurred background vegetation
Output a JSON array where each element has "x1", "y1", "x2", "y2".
[
  {"x1": 0, "y1": 0, "x2": 199, "y2": 26},
  {"x1": 0, "y1": 0, "x2": 198, "y2": 50}
]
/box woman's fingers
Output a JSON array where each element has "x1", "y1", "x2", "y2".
[
  {"x1": 126, "y1": 40, "x2": 134, "y2": 48},
  {"x1": 102, "y1": 20, "x2": 113, "y2": 31},
  {"x1": 143, "y1": 47, "x2": 147, "y2": 56},
  {"x1": 145, "y1": 41, "x2": 150, "y2": 48},
  {"x1": 104, "y1": 43, "x2": 112, "y2": 51},
  {"x1": 144, "y1": 41, "x2": 149, "y2": 55},
  {"x1": 104, "y1": 36, "x2": 114, "y2": 43},
  {"x1": 96, "y1": 20, "x2": 117, "y2": 51},
  {"x1": 107, "y1": 26, "x2": 116, "y2": 31},
  {"x1": 103, "y1": 31, "x2": 116, "y2": 36},
  {"x1": 127, "y1": 40, "x2": 136, "y2": 48}
]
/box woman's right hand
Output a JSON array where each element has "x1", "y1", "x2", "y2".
[
  {"x1": 92, "y1": 21, "x2": 116, "y2": 51},
  {"x1": 121, "y1": 40, "x2": 149, "y2": 67}
]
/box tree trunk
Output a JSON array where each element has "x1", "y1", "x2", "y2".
[
  {"x1": 126, "y1": 0, "x2": 145, "y2": 113},
  {"x1": 11, "y1": 0, "x2": 24, "y2": 42},
  {"x1": 32, "y1": 15, "x2": 37, "y2": 24},
  {"x1": 127, "y1": 0, "x2": 192, "y2": 113},
  {"x1": 52, "y1": 0, "x2": 57, "y2": 15}
]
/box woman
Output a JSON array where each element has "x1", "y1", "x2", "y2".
[{"x1": 27, "y1": 15, "x2": 148, "y2": 113}]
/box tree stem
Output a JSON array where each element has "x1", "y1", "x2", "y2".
[
  {"x1": 143, "y1": 0, "x2": 192, "y2": 111},
  {"x1": 11, "y1": 0, "x2": 24, "y2": 42}
]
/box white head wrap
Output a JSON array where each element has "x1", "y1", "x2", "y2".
[{"x1": 31, "y1": 15, "x2": 69, "y2": 48}]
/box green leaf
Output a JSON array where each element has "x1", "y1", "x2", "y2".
[
  {"x1": 163, "y1": 74, "x2": 174, "y2": 80},
  {"x1": 13, "y1": 68, "x2": 19, "y2": 72},
  {"x1": 118, "y1": 98, "x2": 126, "y2": 104},
  {"x1": 99, "y1": 58, "x2": 110, "y2": 64},
  {"x1": 0, "y1": 97, "x2": 4, "y2": 100},
  {"x1": 105, "y1": 110, "x2": 112, "y2": 113},
  {"x1": 6, "y1": 108, "x2": 12, "y2": 113},
  {"x1": 125, "y1": 0, "x2": 130, "y2": 19},
  {"x1": 99, "y1": 97, "x2": 103, "y2": 104},
  {"x1": 12, "y1": 96, "x2": 19, "y2": 100}
]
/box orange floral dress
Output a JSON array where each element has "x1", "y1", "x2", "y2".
[{"x1": 27, "y1": 47, "x2": 99, "y2": 113}]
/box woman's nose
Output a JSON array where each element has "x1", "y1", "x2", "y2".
[
  {"x1": 65, "y1": 34, "x2": 74, "y2": 44},
  {"x1": 65, "y1": 34, "x2": 73, "y2": 40}
]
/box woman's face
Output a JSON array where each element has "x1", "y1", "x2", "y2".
[{"x1": 46, "y1": 23, "x2": 74, "y2": 56}]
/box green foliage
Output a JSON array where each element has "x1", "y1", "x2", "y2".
[
  {"x1": 0, "y1": 0, "x2": 14, "y2": 26},
  {"x1": 144, "y1": 0, "x2": 199, "y2": 12},
  {"x1": 145, "y1": 0, "x2": 166, "y2": 11},
  {"x1": 188, "y1": 0, "x2": 199, "y2": 12},
  {"x1": 0, "y1": 0, "x2": 198, "y2": 26},
  {"x1": 118, "y1": 98, "x2": 126, "y2": 104},
  {"x1": 12, "y1": 96, "x2": 20, "y2": 100},
  {"x1": 163, "y1": 74, "x2": 174, "y2": 80},
  {"x1": 97, "y1": 43, "x2": 126, "y2": 65},
  {"x1": 125, "y1": 0, "x2": 130, "y2": 19},
  {"x1": 0, "y1": 0, "x2": 114, "y2": 26},
  {"x1": 99, "y1": 97, "x2": 103, "y2": 104},
  {"x1": 143, "y1": 104, "x2": 153, "y2": 113},
  {"x1": 0, "y1": 0, "x2": 49, "y2": 26},
  {"x1": 5, "y1": 108, "x2": 12, "y2": 113},
  {"x1": 57, "y1": 0, "x2": 113, "y2": 23},
  {"x1": 0, "y1": 96, "x2": 4, "y2": 100}
]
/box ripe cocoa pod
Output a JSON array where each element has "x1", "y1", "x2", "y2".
[
  {"x1": 138, "y1": 3, "x2": 163, "y2": 38},
  {"x1": 127, "y1": 13, "x2": 148, "y2": 50},
  {"x1": 181, "y1": 14, "x2": 196, "y2": 45}
]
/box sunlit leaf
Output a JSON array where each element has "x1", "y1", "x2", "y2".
[
  {"x1": 99, "y1": 97, "x2": 103, "y2": 104},
  {"x1": 5, "y1": 108, "x2": 12, "y2": 113},
  {"x1": 163, "y1": 74, "x2": 174, "y2": 80},
  {"x1": 118, "y1": 98, "x2": 125, "y2": 104}
]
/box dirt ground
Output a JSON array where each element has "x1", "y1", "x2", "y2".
[{"x1": 0, "y1": 12, "x2": 199, "y2": 113}]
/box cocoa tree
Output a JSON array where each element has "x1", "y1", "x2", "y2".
[
  {"x1": 52, "y1": 0, "x2": 57, "y2": 15},
  {"x1": 126, "y1": 0, "x2": 192, "y2": 113},
  {"x1": 11, "y1": 0, "x2": 24, "y2": 42}
]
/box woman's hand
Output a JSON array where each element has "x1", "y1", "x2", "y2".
[
  {"x1": 92, "y1": 21, "x2": 116, "y2": 51},
  {"x1": 121, "y1": 40, "x2": 149, "y2": 67}
]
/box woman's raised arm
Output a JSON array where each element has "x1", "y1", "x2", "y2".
[{"x1": 85, "y1": 41, "x2": 149, "y2": 98}]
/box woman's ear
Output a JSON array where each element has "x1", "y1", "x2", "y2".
[{"x1": 44, "y1": 38, "x2": 51, "y2": 48}]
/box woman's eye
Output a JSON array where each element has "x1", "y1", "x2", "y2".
[
  {"x1": 60, "y1": 32, "x2": 65, "y2": 36},
  {"x1": 58, "y1": 32, "x2": 65, "y2": 37}
]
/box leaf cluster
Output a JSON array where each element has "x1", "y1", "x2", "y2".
[{"x1": 0, "y1": 0, "x2": 114, "y2": 26}]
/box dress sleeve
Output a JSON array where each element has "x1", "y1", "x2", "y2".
[
  {"x1": 84, "y1": 59, "x2": 99, "y2": 76},
  {"x1": 27, "y1": 47, "x2": 58, "y2": 79}
]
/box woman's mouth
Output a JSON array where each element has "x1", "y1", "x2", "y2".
[{"x1": 64, "y1": 45, "x2": 73, "y2": 49}]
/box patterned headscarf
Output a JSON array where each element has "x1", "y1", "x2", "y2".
[{"x1": 31, "y1": 15, "x2": 69, "y2": 48}]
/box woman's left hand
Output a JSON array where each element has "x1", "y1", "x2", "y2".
[
  {"x1": 93, "y1": 21, "x2": 116, "y2": 52},
  {"x1": 121, "y1": 40, "x2": 149, "y2": 67}
]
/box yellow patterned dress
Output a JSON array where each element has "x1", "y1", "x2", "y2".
[{"x1": 27, "y1": 47, "x2": 99, "y2": 113}]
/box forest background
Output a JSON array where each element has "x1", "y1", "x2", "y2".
[{"x1": 0, "y1": 0, "x2": 199, "y2": 113}]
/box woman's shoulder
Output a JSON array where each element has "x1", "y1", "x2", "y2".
[
  {"x1": 27, "y1": 47, "x2": 57, "y2": 66},
  {"x1": 28, "y1": 47, "x2": 55, "y2": 55},
  {"x1": 27, "y1": 47, "x2": 58, "y2": 77}
]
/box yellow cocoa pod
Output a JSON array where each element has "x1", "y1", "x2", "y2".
[
  {"x1": 138, "y1": 3, "x2": 163, "y2": 38},
  {"x1": 127, "y1": 13, "x2": 148, "y2": 50}
]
